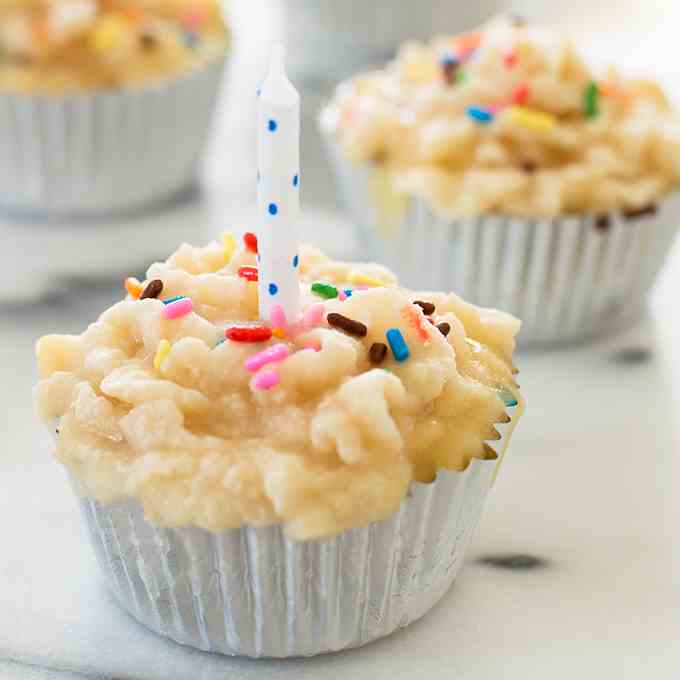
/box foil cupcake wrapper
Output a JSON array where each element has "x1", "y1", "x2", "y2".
[
  {"x1": 72, "y1": 459, "x2": 494, "y2": 658},
  {"x1": 63, "y1": 392, "x2": 521, "y2": 662},
  {"x1": 323, "y1": 136, "x2": 680, "y2": 348},
  {"x1": 0, "y1": 57, "x2": 225, "y2": 217}
]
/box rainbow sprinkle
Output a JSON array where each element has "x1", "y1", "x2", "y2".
[
  {"x1": 311, "y1": 282, "x2": 338, "y2": 299},
  {"x1": 584, "y1": 81, "x2": 599, "y2": 119},
  {"x1": 153, "y1": 339, "x2": 171, "y2": 371},
  {"x1": 163, "y1": 297, "x2": 193, "y2": 320},
  {"x1": 251, "y1": 370, "x2": 280, "y2": 391},
  {"x1": 467, "y1": 105, "x2": 494, "y2": 124},
  {"x1": 245, "y1": 344, "x2": 291, "y2": 373},
  {"x1": 507, "y1": 106, "x2": 556, "y2": 132},
  {"x1": 222, "y1": 232, "x2": 237, "y2": 261},
  {"x1": 386, "y1": 328, "x2": 410, "y2": 362},
  {"x1": 348, "y1": 271, "x2": 383, "y2": 287}
]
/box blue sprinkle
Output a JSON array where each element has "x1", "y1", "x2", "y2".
[
  {"x1": 440, "y1": 53, "x2": 460, "y2": 68},
  {"x1": 503, "y1": 392, "x2": 518, "y2": 408},
  {"x1": 344, "y1": 288, "x2": 353, "y2": 297},
  {"x1": 268, "y1": 119, "x2": 278, "y2": 132},
  {"x1": 467, "y1": 105, "x2": 494, "y2": 124},
  {"x1": 256, "y1": 87, "x2": 262, "y2": 97},
  {"x1": 386, "y1": 328, "x2": 410, "y2": 362},
  {"x1": 268, "y1": 203, "x2": 278, "y2": 216},
  {"x1": 257, "y1": 254, "x2": 261, "y2": 263},
  {"x1": 214, "y1": 338, "x2": 226, "y2": 348},
  {"x1": 268, "y1": 283, "x2": 278, "y2": 296},
  {"x1": 292, "y1": 254, "x2": 299, "y2": 268},
  {"x1": 163, "y1": 295, "x2": 185, "y2": 305},
  {"x1": 293, "y1": 174, "x2": 299, "y2": 187},
  {"x1": 182, "y1": 32, "x2": 199, "y2": 50}
]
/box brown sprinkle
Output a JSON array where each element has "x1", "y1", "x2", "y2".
[
  {"x1": 140, "y1": 279, "x2": 164, "y2": 300},
  {"x1": 327, "y1": 312, "x2": 368, "y2": 338},
  {"x1": 414, "y1": 300, "x2": 436, "y2": 315},
  {"x1": 437, "y1": 322, "x2": 451, "y2": 337},
  {"x1": 623, "y1": 203, "x2": 658, "y2": 221},
  {"x1": 520, "y1": 160, "x2": 536, "y2": 174},
  {"x1": 140, "y1": 32, "x2": 157, "y2": 50},
  {"x1": 594, "y1": 214, "x2": 611, "y2": 231},
  {"x1": 369, "y1": 342, "x2": 388, "y2": 364}
]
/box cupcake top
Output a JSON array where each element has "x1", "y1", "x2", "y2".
[
  {"x1": 35, "y1": 235, "x2": 522, "y2": 540},
  {"x1": 0, "y1": 0, "x2": 228, "y2": 93},
  {"x1": 322, "y1": 15, "x2": 680, "y2": 218}
]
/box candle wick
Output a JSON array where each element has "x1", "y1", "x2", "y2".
[{"x1": 268, "y1": 43, "x2": 286, "y2": 77}]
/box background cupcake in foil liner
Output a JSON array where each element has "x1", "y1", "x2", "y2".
[
  {"x1": 36, "y1": 238, "x2": 524, "y2": 657},
  {"x1": 320, "y1": 16, "x2": 680, "y2": 347},
  {"x1": 0, "y1": 0, "x2": 229, "y2": 217}
]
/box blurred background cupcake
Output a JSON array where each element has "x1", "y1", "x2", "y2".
[
  {"x1": 320, "y1": 16, "x2": 680, "y2": 347},
  {"x1": 0, "y1": 0, "x2": 229, "y2": 216},
  {"x1": 276, "y1": 0, "x2": 506, "y2": 89}
]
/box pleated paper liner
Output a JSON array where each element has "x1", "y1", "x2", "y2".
[
  {"x1": 322, "y1": 134, "x2": 680, "y2": 348},
  {"x1": 0, "y1": 56, "x2": 225, "y2": 218},
  {"x1": 62, "y1": 402, "x2": 519, "y2": 658}
]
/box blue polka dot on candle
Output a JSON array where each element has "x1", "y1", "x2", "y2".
[
  {"x1": 268, "y1": 119, "x2": 277, "y2": 132},
  {"x1": 268, "y1": 203, "x2": 278, "y2": 216},
  {"x1": 256, "y1": 87, "x2": 261, "y2": 97},
  {"x1": 292, "y1": 254, "x2": 299, "y2": 268},
  {"x1": 293, "y1": 174, "x2": 299, "y2": 187},
  {"x1": 268, "y1": 283, "x2": 278, "y2": 296},
  {"x1": 257, "y1": 170, "x2": 260, "y2": 182}
]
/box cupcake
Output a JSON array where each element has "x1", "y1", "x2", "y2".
[
  {"x1": 0, "y1": 0, "x2": 228, "y2": 215},
  {"x1": 320, "y1": 16, "x2": 680, "y2": 347},
  {"x1": 35, "y1": 234, "x2": 524, "y2": 657}
]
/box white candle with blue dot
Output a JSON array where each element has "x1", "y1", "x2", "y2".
[{"x1": 257, "y1": 44, "x2": 301, "y2": 324}]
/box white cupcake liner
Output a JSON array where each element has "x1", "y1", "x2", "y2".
[
  {"x1": 0, "y1": 56, "x2": 225, "y2": 217},
  {"x1": 64, "y1": 404, "x2": 517, "y2": 658},
  {"x1": 279, "y1": 0, "x2": 506, "y2": 86},
  {"x1": 323, "y1": 137, "x2": 680, "y2": 347}
]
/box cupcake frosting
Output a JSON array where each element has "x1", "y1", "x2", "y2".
[
  {"x1": 0, "y1": 0, "x2": 227, "y2": 93},
  {"x1": 322, "y1": 15, "x2": 680, "y2": 218},
  {"x1": 35, "y1": 237, "x2": 522, "y2": 540}
]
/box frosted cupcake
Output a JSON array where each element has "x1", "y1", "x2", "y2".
[
  {"x1": 321, "y1": 16, "x2": 680, "y2": 346},
  {"x1": 0, "y1": 0, "x2": 228, "y2": 215},
  {"x1": 35, "y1": 234, "x2": 523, "y2": 657}
]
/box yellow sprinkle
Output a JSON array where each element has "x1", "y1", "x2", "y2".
[
  {"x1": 272, "y1": 327, "x2": 287, "y2": 339},
  {"x1": 153, "y1": 339, "x2": 171, "y2": 372},
  {"x1": 348, "y1": 271, "x2": 384, "y2": 288},
  {"x1": 221, "y1": 232, "x2": 237, "y2": 262},
  {"x1": 506, "y1": 106, "x2": 556, "y2": 132},
  {"x1": 90, "y1": 15, "x2": 126, "y2": 52}
]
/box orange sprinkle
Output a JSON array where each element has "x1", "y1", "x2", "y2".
[
  {"x1": 272, "y1": 327, "x2": 287, "y2": 339},
  {"x1": 454, "y1": 31, "x2": 482, "y2": 54},
  {"x1": 401, "y1": 305, "x2": 430, "y2": 344},
  {"x1": 124, "y1": 277, "x2": 143, "y2": 300},
  {"x1": 120, "y1": 6, "x2": 144, "y2": 23}
]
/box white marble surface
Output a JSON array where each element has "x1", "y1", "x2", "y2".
[{"x1": 3, "y1": 2, "x2": 680, "y2": 678}]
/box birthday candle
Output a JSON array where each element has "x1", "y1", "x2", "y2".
[{"x1": 257, "y1": 44, "x2": 301, "y2": 323}]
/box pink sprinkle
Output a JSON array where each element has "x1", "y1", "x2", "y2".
[
  {"x1": 244, "y1": 343, "x2": 291, "y2": 373},
  {"x1": 181, "y1": 7, "x2": 207, "y2": 31},
  {"x1": 302, "y1": 339, "x2": 321, "y2": 352},
  {"x1": 251, "y1": 370, "x2": 280, "y2": 391},
  {"x1": 338, "y1": 291, "x2": 347, "y2": 301},
  {"x1": 303, "y1": 303, "x2": 325, "y2": 327},
  {"x1": 270, "y1": 304, "x2": 287, "y2": 329},
  {"x1": 163, "y1": 297, "x2": 193, "y2": 320}
]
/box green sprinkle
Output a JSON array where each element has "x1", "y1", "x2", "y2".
[
  {"x1": 584, "y1": 81, "x2": 599, "y2": 119},
  {"x1": 311, "y1": 282, "x2": 338, "y2": 299},
  {"x1": 457, "y1": 69, "x2": 466, "y2": 85}
]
